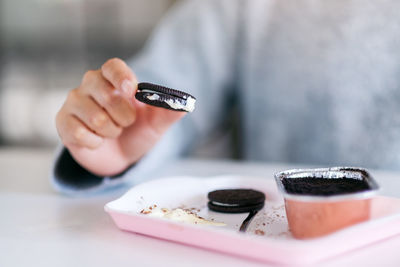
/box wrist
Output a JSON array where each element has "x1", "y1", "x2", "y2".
[{"x1": 66, "y1": 145, "x2": 133, "y2": 177}]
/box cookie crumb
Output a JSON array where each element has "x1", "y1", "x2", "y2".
[
  {"x1": 255, "y1": 230, "x2": 265, "y2": 236},
  {"x1": 140, "y1": 209, "x2": 151, "y2": 214}
]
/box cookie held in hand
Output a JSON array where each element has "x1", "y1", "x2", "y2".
[{"x1": 135, "y1": 82, "x2": 196, "y2": 112}]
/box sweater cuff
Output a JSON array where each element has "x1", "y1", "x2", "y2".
[{"x1": 50, "y1": 146, "x2": 133, "y2": 195}]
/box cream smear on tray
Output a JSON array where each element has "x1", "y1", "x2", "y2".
[{"x1": 140, "y1": 205, "x2": 226, "y2": 226}]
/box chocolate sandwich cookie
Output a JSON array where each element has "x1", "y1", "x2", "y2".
[
  {"x1": 208, "y1": 189, "x2": 266, "y2": 232},
  {"x1": 208, "y1": 189, "x2": 265, "y2": 213},
  {"x1": 135, "y1": 82, "x2": 196, "y2": 112}
]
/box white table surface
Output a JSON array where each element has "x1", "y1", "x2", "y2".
[{"x1": 1, "y1": 147, "x2": 400, "y2": 267}]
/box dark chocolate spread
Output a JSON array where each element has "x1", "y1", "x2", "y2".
[{"x1": 282, "y1": 178, "x2": 370, "y2": 196}]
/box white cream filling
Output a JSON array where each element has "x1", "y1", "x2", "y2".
[
  {"x1": 141, "y1": 207, "x2": 225, "y2": 226},
  {"x1": 141, "y1": 89, "x2": 196, "y2": 112},
  {"x1": 163, "y1": 97, "x2": 196, "y2": 112},
  {"x1": 146, "y1": 94, "x2": 160, "y2": 101},
  {"x1": 184, "y1": 96, "x2": 196, "y2": 112},
  {"x1": 210, "y1": 201, "x2": 240, "y2": 207}
]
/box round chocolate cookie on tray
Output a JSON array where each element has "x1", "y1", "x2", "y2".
[
  {"x1": 208, "y1": 189, "x2": 266, "y2": 213},
  {"x1": 208, "y1": 189, "x2": 266, "y2": 232},
  {"x1": 135, "y1": 82, "x2": 196, "y2": 112}
]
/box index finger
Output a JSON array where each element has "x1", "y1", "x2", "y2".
[{"x1": 101, "y1": 58, "x2": 137, "y2": 97}]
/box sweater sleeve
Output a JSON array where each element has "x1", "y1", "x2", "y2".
[{"x1": 51, "y1": 0, "x2": 240, "y2": 195}]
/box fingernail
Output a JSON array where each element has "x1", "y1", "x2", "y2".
[{"x1": 121, "y1": 80, "x2": 133, "y2": 95}]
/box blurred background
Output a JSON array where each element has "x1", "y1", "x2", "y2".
[{"x1": 0, "y1": 0, "x2": 177, "y2": 148}]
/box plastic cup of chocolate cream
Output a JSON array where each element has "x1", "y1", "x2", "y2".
[{"x1": 274, "y1": 167, "x2": 379, "y2": 239}]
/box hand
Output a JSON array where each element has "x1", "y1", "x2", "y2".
[{"x1": 56, "y1": 58, "x2": 185, "y2": 176}]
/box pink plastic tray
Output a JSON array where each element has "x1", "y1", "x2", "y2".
[{"x1": 104, "y1": 176, "x2": 400, "y2": 265}]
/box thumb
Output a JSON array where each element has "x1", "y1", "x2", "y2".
[
  {"x1": 118, "y1": 100, "x2": 187, "y2": 165},
  {"x1": 138, "y1": 102, "x2": 187, "y2": 136}
]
